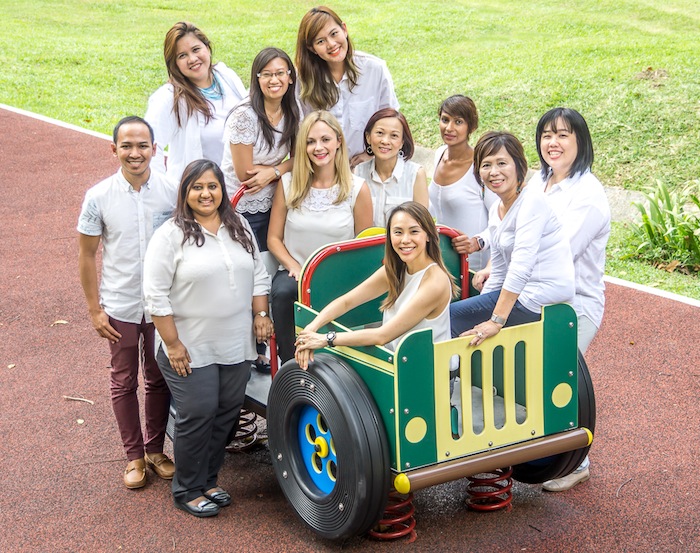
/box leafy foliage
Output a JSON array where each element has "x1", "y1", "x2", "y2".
[{"x1": 631, "y1": 180, "x2": 700, "y2": 273}]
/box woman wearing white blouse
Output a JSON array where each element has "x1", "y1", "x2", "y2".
[
  {"x1": 268, "y1": 111, "x2": 373, "y2": 363},
  {"x1": 354, "y1": 108, "x2": 428, "y2": 227},
  {"x1": 296, "y1": 6, "x2": 399, "y2": 167},
  {"x1": 449, "y1": 131, "x2": 575, "y2": 344},
  {"x1": 221, "y1": 47, "x2": 300, "y2": 373},
  {"x1": 531, "y1": 107, "x2": 611, "y2": 493},
  {"x1": 145, "y1": 22, "x2": 246, "y2": 182},
  {"x1": 144, "y1": 160, "x2": 272, "y2": 518}
]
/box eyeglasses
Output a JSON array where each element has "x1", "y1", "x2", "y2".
[{"x1": 257, "y1": 70, "x2": 291, "y2": 81}]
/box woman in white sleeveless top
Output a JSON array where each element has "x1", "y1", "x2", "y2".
[
  {"x1": 267, "y1": 111, "x2": 373, "y2": 363},
  {"x1": 295, "y1": 202, "x2": 458, "y2": 368},
  {"x1": 429, "y1": 95, "x2": 498, "y2": 271},
  {"x1": 354, "y1": 108, "x2": 428, "y2": 227}
]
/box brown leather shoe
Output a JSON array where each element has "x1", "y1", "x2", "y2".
[
  {"x1": 124, "y1": 458, "x2": 146, "y2": 489},
  {"x1": 145, "y1": 452, "x2": 175, "y2": 480}
]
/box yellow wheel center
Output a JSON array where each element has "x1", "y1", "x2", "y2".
[{"x1": 314, "y1": 437, "x2": 329, "y2": 458}]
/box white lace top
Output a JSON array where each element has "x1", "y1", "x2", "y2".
[
  {"x1": 281, "y1": 173, "x2": 364, "y2": 267},
  {"x1": 221, "y1": 101, "x2": 290, "y2": 214}
]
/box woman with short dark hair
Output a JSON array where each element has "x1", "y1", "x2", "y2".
[
  {"x1": 429, "y1": 95, "x2": 498, "y2": 272},
  {"x1": 449, "y1": 131, "x2": 575, "y2": 344},
  {"x1": 531, "y1": 107, "x2": 611, "y2": 492}
]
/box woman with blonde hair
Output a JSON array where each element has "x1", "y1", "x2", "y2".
[
  {"x1": 146, "y1": 21, "x2": 246, "y2": 182},
  {"x1": 296, "y1": 6, "x2": 399, "y2": 167},
  {"x1": 268, "y1": 110, "x2": 373, "y2": 363},
  {"x1": 295, "y1": 201, "x2": 457, "y2": 368}
]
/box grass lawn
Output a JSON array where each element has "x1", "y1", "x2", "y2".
[{"x1": 3, "y1": 0, "x2": 698, "y2": 297}]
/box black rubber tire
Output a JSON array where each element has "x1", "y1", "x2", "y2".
[
  {"x1": 512, "y1": 350, "x2": 596, "y2": 484},
  {"x1": 267, "y1": 353, "x2": 391, "y2": 540}
]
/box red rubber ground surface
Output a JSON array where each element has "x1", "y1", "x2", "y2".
[{"x1": 1, "y1": 107, "x2": 698, "y2": 552}]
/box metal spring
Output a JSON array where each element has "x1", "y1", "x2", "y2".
[
  {"x1": 465, "y1": 466, "x2": 514, "y2": 512},
  {"x1": 368, "y1": 491, "x2": 417, "y2": 541},
  {"x1": 225, "y1": 408, "x2": 259, "y2": 453}
]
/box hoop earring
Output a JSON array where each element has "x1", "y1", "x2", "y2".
[
  {"x1": 398, "y1": 149, "x2": 405, "y2": 159},
  {"x1": 366, "y1": 145, "x2": 373, "y2": 155}
]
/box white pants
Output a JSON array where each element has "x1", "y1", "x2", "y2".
[{"x1": 577, "y1": 315, "x2": 599, "y2": 355}]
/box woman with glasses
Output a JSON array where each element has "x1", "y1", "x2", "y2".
[
  {"x1": 221, "y1": 47, "x2": 300, "y2": 373},
  {"x1": 146, "y1": 21, "x2": 246, "y2": 182}
]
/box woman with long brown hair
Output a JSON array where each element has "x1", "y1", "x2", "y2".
[
  {"x1": 296, "y1": 6, "x2": 399, "y2": 167},
  {"x1": 144, "y1": 159, "x2": 272, "y2": 517},
  {"x1": 294, "y1": 201, "x2": 457, "y2": 368},
  {"x1": 146, "y1": 21, "x2": 246, "y2": 182}
]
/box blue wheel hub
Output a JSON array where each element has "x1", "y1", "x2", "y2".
[{"x1": 297, "y1": 405, "x2": 337, "y2": 494}]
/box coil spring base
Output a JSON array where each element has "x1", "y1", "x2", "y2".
[
  {"x1": 225, "y1": 408, "x2": 261, "y2": 453},
  {"x1": 368, "y1": 491, "x2": 416, "y2": 541},
  {"x1": 465, "y1": 466, "x2": 513, "y2": 512}
]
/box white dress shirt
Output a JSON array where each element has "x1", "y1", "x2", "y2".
[
  {"x1": 301, "y1": 51, "x2": 399, "y2": 159},
  {"x1": 143, "y1": 218, "x2": 271, "y2": 368},
  {"x1": 530, "y1": 169, "x2": 611, "y2": 327},
  {"x1": 145, "y1": 62, "x2": 247, "y2": 183},
  {"x1": 482, "y1": 184, "x2": 575, "y2": 314},
  {"x1": 77, "y1": 169, "x2": 178, "y2": 324}
]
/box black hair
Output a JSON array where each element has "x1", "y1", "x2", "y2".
[
  {"x1": 173, "y1": 159, "x2": 254, "y2": 252},
  {"x1": 112, "y1": 116, "x2": 154, "y2": 144},
  {"x1": 535, "y1": 107, "x2": 594, "y2": 179}
]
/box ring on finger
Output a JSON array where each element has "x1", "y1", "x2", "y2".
[{"x1": 477, "y1": 332, "x2": 484, "y2": 338}]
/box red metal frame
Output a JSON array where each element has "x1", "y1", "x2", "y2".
[
  {"x1": 230, "y1": 185, "x2": 246, "y2": 209},
  {"x1": 300, "y1": 234, "x2": 386, "y2": 306},
  {"x1": 299, "y1": 226, "x2": 469, "y2": 306}
]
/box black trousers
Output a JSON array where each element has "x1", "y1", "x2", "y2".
[
  {"x1": 270, "y1": 269, "x2": 298, "y2": 364},
  {"x1": 157, "y1": 347, "x2": 250, "y2": 503}
]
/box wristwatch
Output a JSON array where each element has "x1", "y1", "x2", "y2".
[
  {"x1": 490, "y1": 314, "x2": 507, "y2": 326},
  {"x1": 326, "y1": 330, "x2": 337, "y2": 347},
  {"x1": 273, "y1": 166, "x2": 281, "y2": 179},
  {"x1": 476, "y1": 237, "x2": 485, "y2": 251},
  {"x1": 256, "y1": 311, "x2": 269, "y2": 318}
]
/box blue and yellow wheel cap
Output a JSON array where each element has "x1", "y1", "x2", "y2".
[{"x1": 298, "y1": 405, "x2": 337, "y2": 494}]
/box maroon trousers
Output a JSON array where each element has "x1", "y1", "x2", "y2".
[{"x1": 108, "y1": 317, "x2": 170, "y2": 461}]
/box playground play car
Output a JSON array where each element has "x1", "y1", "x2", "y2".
[{"x1": 241, "y1": 226, "x2": 595, "y2": 540}]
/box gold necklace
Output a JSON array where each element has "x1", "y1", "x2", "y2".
[{"x1": 265, "y1": 105, "x2": 282, "y2": 124}]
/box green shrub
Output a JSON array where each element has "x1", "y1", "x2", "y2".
[{"x1": 631, "y1": 180, "x2": 700, "y2": 273}]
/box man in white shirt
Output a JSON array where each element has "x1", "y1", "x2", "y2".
[{"x1": 77, "y1": 116, "x2": 178, "y2": 489}]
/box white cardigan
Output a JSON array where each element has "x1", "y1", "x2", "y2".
[{"x1": 145, "y1": 62, "x2": 247, "y2": 182}]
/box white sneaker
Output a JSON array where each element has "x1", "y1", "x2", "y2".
[{"x1": 542, "y1": 466, "x2": 590, "y2": 492}]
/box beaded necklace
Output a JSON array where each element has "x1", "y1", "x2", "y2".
[{"x1": 199, "y1": 73, "x2": 223, "y2": 101}]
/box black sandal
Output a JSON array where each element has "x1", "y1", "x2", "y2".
[
  {"x1": 204, "y1": 488, "x2": 232, "y2": 507},
  {"x1": 252, "y1": 358, "x2": 271, "y2": 374}
]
